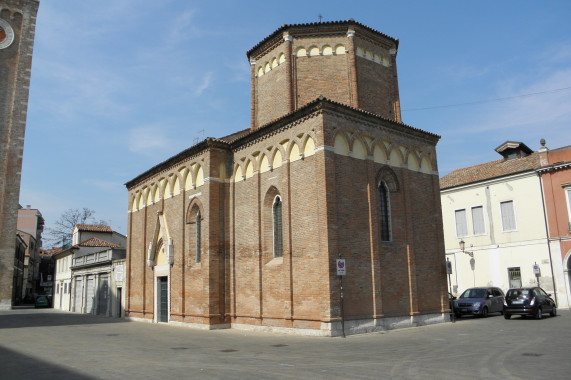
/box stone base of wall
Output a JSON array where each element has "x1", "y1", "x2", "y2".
[
  {"x1": 0, "y1": 299, "x2": 12, "y2": 310},
  {"x1": 125, "y1": 312, "x2": 449, "y2": 337},
  {"x1": 335, "y1": 312, "x2": 449, "y2": 337}
]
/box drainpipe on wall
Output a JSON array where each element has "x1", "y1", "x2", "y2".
[{"x1": 537, "y1": 171, "x2": 558, "y2": 305}]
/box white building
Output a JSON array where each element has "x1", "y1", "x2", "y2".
[
  {"x1": 53, "y1": 250, "x2": 73, "y2": 311},
  {"x1": 71, "y1": 248, "x2": 126, "y2": 317},
  {"x1": 440, "y1": 141, "x2": 568, "y2": 308}
]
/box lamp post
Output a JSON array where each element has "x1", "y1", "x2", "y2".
[
  {"x1": 459, "y1": 240, "x2": 476, "y2": 286},
  {"x1": 459, "y1": 239, "x2": 473, "y2": 258}
]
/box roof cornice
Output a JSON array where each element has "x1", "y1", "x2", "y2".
[
  {"x1": 247, "y1": 19, "x2": 398, "y2": 60},
  {"x1": 125, "y1": 138, "x2": 231, "y2": 189}
]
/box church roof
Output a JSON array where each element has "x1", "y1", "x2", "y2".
[
  {"x1": 439, "y1": 153, "x2": 540, "y2": 190},
  {"x1": 125, "y1": 96, "x2": 439, "y2": 189},
  {"x1": 246, "y1": 19, "x2": 398, "y2": 59}
]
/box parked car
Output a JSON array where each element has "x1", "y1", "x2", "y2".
[
  {"x1": 34, "y1": 294, "x2": 50, "y2": 308},
  {"x1": 454, "y1": 287, "x2": 505, "y2": 318},
  {"x1": 503, "y1": 287, "x2": 556, "y2": 320}
]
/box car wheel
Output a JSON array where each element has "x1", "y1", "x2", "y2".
[
  {"x1": 550, "y1": 307, "x2": 557, "y2": 317},
  {"x1": 480, "y1": 306, "x2": 488, "y2": 318},
  {"x1": 535, "y1": 307, "x2": 542, "y2": 320},
  {"x1": 504, "y1": 313, "x2": 511, "y2": 320}
]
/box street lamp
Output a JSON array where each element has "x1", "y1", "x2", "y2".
[{"x1": 459, "y1": 239, "x2": 474, "y2": 258}]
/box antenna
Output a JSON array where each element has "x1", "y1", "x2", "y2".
[
  {"x1": 318, "y1": 14, "x2": 323, "y2": 23},
  {"x1": 193, "y1": 129, "x2": 205, "y2": 146}
]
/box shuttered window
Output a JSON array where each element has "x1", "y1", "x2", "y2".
[
  {"x1": 500, "y1": 200, "x2": 517, "y2": 231},
  {"x1": 471, "y1": 206, "x2": 486, "y2": 235},
  {"x1": 455, "y1": 209, "x2": 468, "y2": 237},
  {"x1": 273, "y1": 196, "x2": 283, "y2": 258}
]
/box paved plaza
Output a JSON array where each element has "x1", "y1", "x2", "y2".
[{"x1": 1, "y1": 308, "x2": 570, "y2": 379}]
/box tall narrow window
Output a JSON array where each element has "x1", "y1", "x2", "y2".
[
  {"x1": 196, "y1": 211, "x2": 201, "y2": 263},
  {"x1": 273, "y1": 196, "x2": 283, "y2": 257},
  {"x1": 471, "y1": 206, "x2": 486, "y2": 235},
  {"x1": 500, "y1": 200, "x2": 517, "y2": 231},
  {"x1": 379, "y1": 182, "x2": 391, "y2": 241},
  {"x1": 455, "y1": 209, "x2": 468, "y2": 237}
]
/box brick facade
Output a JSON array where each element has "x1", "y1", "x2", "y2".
[
  {"x1": 0, "y1": 0, "x2": 39, "y2": 310},
  {"x1": 125, "y1": 21, "x2": 447, "y2": 335}
]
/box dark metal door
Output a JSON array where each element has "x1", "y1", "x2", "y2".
[
  {"x1": 159, "y1": 277, "x2": 168, "y2": 323},
  {"x1": 97, "y1": 275, "x2": 109, "y2": 316},
  {"x1": 116, "y1": 287, "x2": 122, "y2": 318}
]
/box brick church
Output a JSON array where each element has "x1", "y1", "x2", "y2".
[{"x1": 125, "y1": 20, "x2": 448, "y2": 336}]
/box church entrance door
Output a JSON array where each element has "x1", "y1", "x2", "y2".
[{"x1": 158, "y1": 277, "x2": 168, "y2": 323}]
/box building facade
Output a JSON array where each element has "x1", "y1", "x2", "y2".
[
  {"x1": 441, "y1": 141, "x2": 570, "y2": 309},
  {"x1": 71, "y1": 248, "x2": 126, "y2": 317},
  {"x1": 12, "y1": 234, "x2": 26, "y2": 305},
  {"x1": 126, "y1": 20, "x2": 448, "y2": 336},
  {"x1": 53, "y1": 224, "x2": 126, "y2": 313},
  {"x1": 0, "y1": 0, "x2": 39, "y2": 310},
  {"x1": 537, "y1": 143, "x2": 571, "y2": 307},
  {"x1": 53, "y1": 249, "x2": 73, "y2": 311},
  {"x1": 17, "y1": 205, "x2": 44, "y2": 301}
]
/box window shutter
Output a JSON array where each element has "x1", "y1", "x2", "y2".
[
  {"x1": 471, "y1": 206, "x2": 485, "y2": 235},
  {"x1": 455, "y1": 209, "x2": 468, "y2": 237},
  {"x1": 500, "y1": 201, "x2": 516, "y2": 231}
]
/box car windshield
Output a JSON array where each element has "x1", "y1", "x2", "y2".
[
  {"x1": 459, "y1": 289, "x2": 486, "y2": 299},
  {"x1": 506, "y1": 289, "x2": 531, "y2": 300}
]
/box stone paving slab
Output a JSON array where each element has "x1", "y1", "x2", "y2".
[{"x1": 1, "y1": 308, "x2": 570, "y2": 379}]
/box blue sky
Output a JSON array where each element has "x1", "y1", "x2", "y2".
[{"x1": 20, "y1": 0, "x2": 571, "y2": 242}]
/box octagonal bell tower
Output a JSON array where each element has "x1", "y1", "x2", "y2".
[{"x1": 247, "y1": 19, "x2": 401, "y2": 130}]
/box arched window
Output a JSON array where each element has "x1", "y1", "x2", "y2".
[
  {"x1": 186, "y1": 201, "x2": 203, "y2": 264},
  {"x1": 196, "y1": 210, "x2": 201, "y2": 263},
  {"x1": 379, "y1": 181, "x2": 391, "y2": 241},
  {"x1": 273, "y1": 196, "x2": 283, "y2": 258}
]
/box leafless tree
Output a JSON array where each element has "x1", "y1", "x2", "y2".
[{"x1": 43, "y1": 208, "x2": 108, "y2": 248}]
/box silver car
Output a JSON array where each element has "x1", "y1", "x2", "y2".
[{"x1": 454, "y1": 287, "x2": 505, "y2": 318}]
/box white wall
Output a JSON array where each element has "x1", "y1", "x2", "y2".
[
  {"x1": 441, "y1": 172, "x2": 567, "y2": 307},
  {"x1": 54, "y1": 253, "x2": 73, "y2": 311}
]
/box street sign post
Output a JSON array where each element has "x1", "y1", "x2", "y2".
[
  {"x1": 337, "y1": 258, "x2": 346, "y2": 338},
  {"x1": 533, "y1": 262, "x2": 541, "y2": 287}
]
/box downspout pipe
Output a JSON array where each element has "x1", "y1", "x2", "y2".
[{"x1": 537, "y1": 170, "x2": 558, "y2": 305}]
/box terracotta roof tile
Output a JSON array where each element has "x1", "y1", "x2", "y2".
[
  {"x1": 75, "y1": 224, "x2": 112, "y2": 232},
  {"x1": 440, "y1": 153, "x2": 540, "y2": 190},
  {"x1": 78, "y1": 237, "x2": 120, "y2": 248}
]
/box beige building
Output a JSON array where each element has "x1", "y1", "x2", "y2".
[{"x1": 441, "y1": 141, "x2": 568, "y2": 309}]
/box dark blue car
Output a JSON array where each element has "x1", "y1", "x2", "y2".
[{"x1": 503, "y1": 287, "x2": 556, "y2": 320}]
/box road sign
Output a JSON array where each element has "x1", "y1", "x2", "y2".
[
  {"x1": 533, "y1": 263, "x2": 541, "y2": 277},
  {"x1": 446, "y1": 259, "x2": 453, "y2": 275},
  {"x1": 336, "y1": 259, "x2": 346, "y2": 276}
]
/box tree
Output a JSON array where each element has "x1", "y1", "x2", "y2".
[{"x1": 43, "y1": 208, "x2": 108, "y2": 248}]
